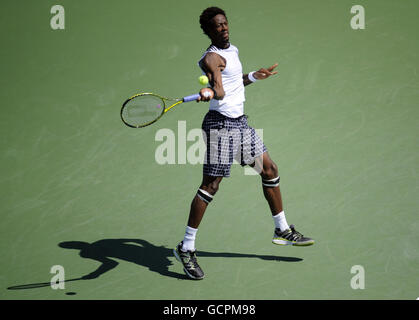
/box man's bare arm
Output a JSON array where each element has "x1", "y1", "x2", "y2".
[
  {"x1": 198, "y1": 52, "x2": 226, "y2": 101},
  {"x1": 243, "y1": 63, "x2": 279, "y2": 86}
]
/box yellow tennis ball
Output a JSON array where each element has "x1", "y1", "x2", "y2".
[{"x1": 199, "y1": 75, "x2": 209, "y2": 85}]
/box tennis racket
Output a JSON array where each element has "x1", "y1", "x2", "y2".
[{"x1": 121, "y1": 92, "x2": 206, "y2": 128}]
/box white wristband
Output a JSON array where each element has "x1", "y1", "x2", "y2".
[{"x1": 248, "y1": 71, "x2": 258, "y2": 82}]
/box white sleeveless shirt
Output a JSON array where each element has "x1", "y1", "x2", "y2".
[{"x1": 198, "y1": 44, "x2": 245, "y2": 118}]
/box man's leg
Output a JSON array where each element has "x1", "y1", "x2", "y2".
[
  {"x1": 182, "y1": 174, "x2": 222, "y2": 252},
  {"x1": 257, "y1": 152, "x2": 314, "y2": 246},
  {"x1": 259, "y1": 152, "x2": 284, "y2": 215},
  {"x1": 187, "y1": 175, "x2": 223, "y2": 228},
  {"x1": 174, "y1": 174, "x2": 223, "y2": 280}
]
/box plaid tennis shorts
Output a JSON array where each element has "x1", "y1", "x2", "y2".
[{"x1": 202, "y1": 110, "x2": 267, "y2": 177}]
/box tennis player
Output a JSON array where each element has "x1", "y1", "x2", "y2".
[{"x1": 174, "y1": 7, "x2": 314, "y2": 280}]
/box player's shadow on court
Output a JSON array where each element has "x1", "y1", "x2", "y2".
[
  {"x1": 7, "y1": 238, "x2": 303, "y2": 289},
  {"x1": 56, "y1": 238, "x2": 303, "y2": 280}
]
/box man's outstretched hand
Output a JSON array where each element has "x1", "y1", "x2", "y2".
[{"x1": 254, "y1": 63, "x2": 279, "y2": 80}]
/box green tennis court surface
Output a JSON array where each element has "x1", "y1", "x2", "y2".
[{"x1": 1, "y1": 0, "x2": 418, "y2": 300}]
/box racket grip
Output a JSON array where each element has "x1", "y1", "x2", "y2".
[{"x1": 182, "y1": 93, "x2": 200, "y2": 102}]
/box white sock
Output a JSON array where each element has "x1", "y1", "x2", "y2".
[
  {"x1": 182, "y1": 226, "x2": 198, "y2": 252},
  {"x1": 272, "y1": 211, "x2": 289, "y2": 231}
]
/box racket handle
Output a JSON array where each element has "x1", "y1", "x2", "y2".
[{"x1": 182, "y1": 93, "x2": 200, "y2": 102}]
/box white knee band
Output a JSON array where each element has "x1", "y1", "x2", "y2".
[
  {"x1": 262, "y1": 176, "x2": 280, "y2": 187},
  {"x1": 197, "y1": 189, "x2": 214, "y2": 204}
]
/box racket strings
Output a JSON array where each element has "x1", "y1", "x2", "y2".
[{"x1": 121, "y1": 94, "x2": 165, "y2": 127}]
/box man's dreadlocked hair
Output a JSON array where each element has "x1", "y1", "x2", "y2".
[{"x1": 199, "y1": 7, "x2": 227, "y2": 37}]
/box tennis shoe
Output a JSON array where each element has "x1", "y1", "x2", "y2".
[
  {"x1": 173, "y1": 242, "x2": 205, "y2": 280},
  {"x1": 272, "y1": 224, "x2": 314, "y2": 246}
]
